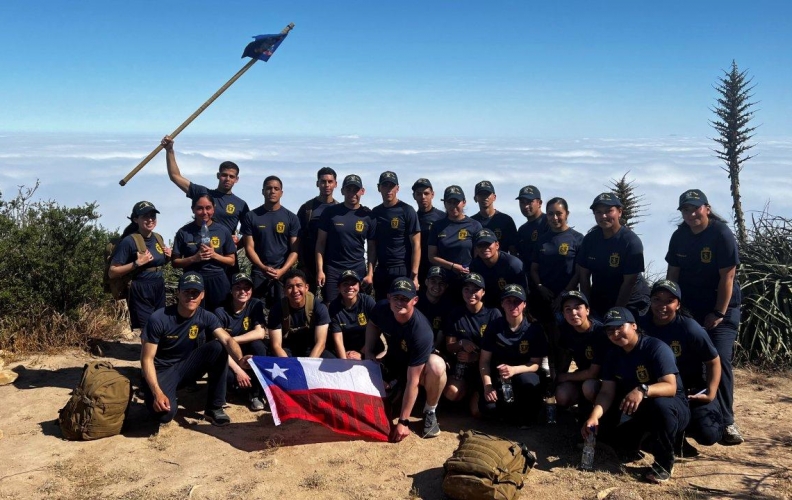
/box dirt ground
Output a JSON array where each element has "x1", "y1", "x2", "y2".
[{"x1": 1, "y1": 338, "x2": 790, "y2": 500}]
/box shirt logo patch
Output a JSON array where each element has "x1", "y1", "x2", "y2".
[
  {"x1": 357, "y1": 313, "x2": 367, "y2": 326},
  {"x1": 391, "y1": 217, "x2": 400, "y2": 229},
  {"x1": 479, "y1": 324, "x2": 487, "y2": 337},
  {"x1": 494, "y1": 228, "x2": 502, "y2": 239},
  {"x1": 585, "y1": 345, "x2": 594, "y2": 360},
  {"x1": 670, "y1": 340, "x2": 682, "y2": 357},
  {"x1": 531, "y1": 229, "x2": 538, "y2": 242},
  {"x1": 211, "y1": 236, "x2": 221, "y2": 249},
  {"x1": 609, "y1": 253, "x2": 620, "y2": 268},
  {"x1": 433, "y1": 317, "x2": 441, "y2": 330},
  {"x1": 701, "y1": 247, "x2": 712, "y2": 264},
  {"x1": 519, "y1": 340, "x2": 529, "y2": 354},
  {"x1": 276, "y1": 222, "x2": 286, "y2": 234},
  {"x1": 226, "y1": 203, "x2": 236, "y2": 215},
  {"x1": 498, "y1": 278, "x2": 506, "y2": 290},
  {"x1": 355, "y1": 220, "x2": 365, "y2": 233},
  {"x1": 636, "y1": 364, "x2": 650, "y2": 383},
  {"x1": 559, "y1": 242, "x2": 569, "y2": 256},
  {"x1": 458, "y1": 229, "x2": 468, "y2": 240},
  {"x1": 189, "y1": 325, "x2": 199, "y2": 340},
  {"x1": 243, "y1": 317, "x2": 250, "y2": 330},
  {"x1": 401, "y1": 339, "x2": 408, "y2": 352},
  {"x1": 155, "y1": 242, "x2": 164, "y2": 254}
]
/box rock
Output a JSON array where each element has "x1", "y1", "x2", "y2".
[
  {"x1": 0, "y1": 370, "x2": 18, "y2": 386},
  {"x1": 597, "y1": 488, "x2": 643, "y2": 500}
]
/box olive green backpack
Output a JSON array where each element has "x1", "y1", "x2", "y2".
[
  {"x1": 442, "y1": 430, "x2": 537, "y2": 500},
  {"x1": 58, "y1": 361, "x2": 132, "y2": 440}
]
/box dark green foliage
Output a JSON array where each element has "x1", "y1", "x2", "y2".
[
  {"x1": 737, "y1": 212, "x2": 792, "y2": 366},
  {"x1": 711, "y1": 60, "x2": 758, "y2": 245},
  {"x1": 609, "y1": 172, "x2": 647, "y2": 229}
]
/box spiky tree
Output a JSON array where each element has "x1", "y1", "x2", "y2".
[
  {"x1": 710, "y1": 60, "x2": 758, "y2": 245},
  {"x1": 609, "y1": 171, "x2": 647, "y2": 229}
]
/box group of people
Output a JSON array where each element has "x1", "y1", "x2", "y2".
[{"x1": 109, "y1": 136, "x2": 744, "y2": 484}]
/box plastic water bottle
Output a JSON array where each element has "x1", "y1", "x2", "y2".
[
  {"x1": 580, "y1": 428, "x2": 596, "y2": 471},
  {"x1": 500, "y1": 377, "x2": 514, "y2": 403},
  {"x1": 200, "y1": 221, "x2": 211, "y2": 246},
  {"x1": 545, "y1": 395, "x2": 557, "y2": 424},
  {"x1": 452, "y1": 362, "x2": 470, "y2": 381}
]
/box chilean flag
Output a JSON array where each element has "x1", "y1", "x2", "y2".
[{"x1": 250, "y1": 357, "x2": 390, "y2": 442}]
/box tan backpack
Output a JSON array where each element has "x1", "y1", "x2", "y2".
[
  {"x1": 442, "y1": 430, "x2": 537, "y2": 500},
  {"x1": 58, "y1": 361, "x2": 132, "y2": 440}
]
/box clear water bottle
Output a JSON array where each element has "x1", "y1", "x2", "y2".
[
  {"x1": 500, "y1": 376, "x2": 514, "y2": 403},
  {"x1": 580, "y1": 428, "x2": 596, "y2": 471},
  {"x1": 545, "y1": 395, "x2": 557, "y2": 424},
  {"x1": 200, "y1": 221, "x2": 211, "y2": 246},
  {"x1": 452, "y1": 362, "x2": 470, "y2": 381}
]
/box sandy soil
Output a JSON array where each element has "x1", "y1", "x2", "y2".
[{"x1": 0, "y1": 339, "x2": 790, "y2": 500}]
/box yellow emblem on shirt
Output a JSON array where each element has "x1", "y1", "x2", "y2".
[
  {"x1": 458, "y1": 229, "x2": 468, "y2": 240},
  {"x1": 401, "y1": 339, "x2": 408, "y2": 352},
  {"x1": 433, "y1": 317, "x2": 441, "y2": 330},
  {"x1": 559, "y1": 243, "x2": 569, "y2": 256},
  {"x1": 585, "y1": 345, "x2": 594, "y2": 360},
  {"x1": 519, "y1": 340, "x2": 529, "y2": 354},
  {"x1": 609, "y1": 253, "x2": 620, "y2": 268},
  {"x1": 355, "y1": 220, "x2": 365, "y2": 233},
  {"x1": 243, "y1": 317, "x2": 250, "y2": 330},
  {"x1": 636, "y1": 364, "x2": 650, "y2": 383},
  {"x1": 189, "y1": 325, "x2": 199, "y2": 340},
  {"x1": 479, "y1": 324, "x2": 487, "y2": 337},
  {"x1": 211, "y1": 236, "x2": 220, "y2": 249},
  {"x1": 391, "y1": 217, "x2": 399, "y2": 229},
  {"x1": 670, "y1": 340, "x2": 682, "y2": 357},
  {"x1": 357, "y1": 313, "x2": 367, "y2": 326},
  {"x1": 701, "y1": 247, "x2": 712, "y2": 264},
  {"x1": 276, "y1": 222, "x2": 285, "y2": 234},
  {"x1": 155, "y1": 242, "x2": 164, "y2": 254},
  {"x1": 226, "y1": 203, "x2": 235, "y2": 215}
]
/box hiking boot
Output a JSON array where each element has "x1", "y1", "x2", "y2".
[
  {"x1": 422, "y1": 410, "x2": 440, "y2": 438},
  {"x1": 674, "y1": 437, "x2": 699, "y2": 460},
  {"x1": 204, "y1": 408, "x2": 231, "y2": 427},
  {"x1": 249, "y1": 396, "x2": 265, "y2": 412},
  {"x1": 721, "y1": 424, "x2": 744, "y2": 445},
  {"x1": 645, "y1": 461, "x2": 673, "y2": 484}
]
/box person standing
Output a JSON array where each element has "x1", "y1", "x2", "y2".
[
  {"x1": 297, "y1": 167, "x2": 338, "y2": 290},
  {"x1": 315, "y1": 174, "x2": 376, "y2": 303},
  {"x1": 472, "y1": 180, "x2": 518, "y2": 254},
  {"x1": 666, "y1": 189, "x2": 743, "y2": 445},
  {"x1": 515, "y1": 185, "x2": 549, "y2": 272},
  {"x1": 241, "y1": 176, "x2": 301, "y2": 309},
  {"x1": 412, "y1": 178, "x2": 445, "y2": 285},
  {"x1": 371, "y1": 171, "x2": 421, "y2": 299}
]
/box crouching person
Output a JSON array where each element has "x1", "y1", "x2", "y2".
[{"x1": 141, "y1": 271, "x2": 249, "y2": 426}]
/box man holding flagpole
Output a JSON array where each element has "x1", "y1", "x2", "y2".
[{"x1": 364, "y1": 277, "x2": 447, "y2": 442}]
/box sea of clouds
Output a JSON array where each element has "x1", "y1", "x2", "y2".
[{"x1": 1, "y1": 133, "x2": 790, "y2": 278}]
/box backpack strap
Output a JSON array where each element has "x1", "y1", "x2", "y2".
[
  {"x1": 131, "y1": 232, "x2": 165, "y2": 273},
  {"x1": 281, "y1": 291, "x2": 315, "y2": 339}
]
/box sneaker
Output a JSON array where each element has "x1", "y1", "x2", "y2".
[
  {"x1": 249, "y1": 396, "x2": 265, "y2": 412},
  {"x1": 674, "y1": 438, "x2": 699, "y2": 460},
  {"x1": 204, "y1": 408, "x2": 231, "y2": 427},
  {"x1": 422, "y1": 410, "x2": 440, "y2": 438},
  {"x1": 721, "y1": 424, "x2": 744, "y2": 445},
  {"x1": 645, "y1": 461, "x2": 673, "y2": 484}
]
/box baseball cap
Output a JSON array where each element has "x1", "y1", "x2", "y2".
[
  {"x1": 463, "y1": 272, "x2": 485, "y2": 289},
  {"x1": 378, "y1": 171, "x2": 399, "y2": 185},
  {"x1": 651, "y1": 279, "x2": 682, "y2": 301},
  {"x1": 501, "y1": 284, "x2": 527, "y2": 302},
  {"x1": 475, "y1": 180, "x2": 495, "y2": 195},
  {"x1": 339, "y1": 269, "x2": 362, "y2": 284},
  {"x1": 677, "y1": 189, "x2": 709, "y2": 210},
  {"x1": 132, "y1": 201, "x2": 160, "y2": 217},
  {"x1": 231, "y1": 272, "x2": 253, "y2": 286},
  {"x1": 589, "y1": 192, "x2": 623, "y2": 210},
  {"x1": 442, "y1": 185, "x2": 465, "y2": 202},
  {"x1": 426, "y1": 266, "x2": 446, "y2": 280},
  {"x1": 602, "y1": 307, "x2": 636, "y2": 327},
  {"x1": 179, "y1": 271, "x2": 205, "y2": 292},
  {"x1": 389, "y1": 277, "x2": 417, "y2": 299},
  {"x1": 475, "y1": 229, "x2": 497, "y2": 245},
  {"x1": 516, "y1": 185, "x2": 541, "y2": 201},
  {"x1": 559, "y1": 290, "x2": 589, "y2": 309},
  {"x1": 412, "y1": 178, "x2": 433, "y2": 191},
  {"x1": 342, "y1": 174, "x2": 363, "y2": 189}
]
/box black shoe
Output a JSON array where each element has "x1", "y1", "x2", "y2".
[
  {"x1": 674, "y1": 437, "x2": 699, "y2": 460},
  {"x1": 204, "y1": 408, "x2": 231, "y2": 427},
  {"x1": 645, "y1": 461, "x2": 673, "y2": 483}
]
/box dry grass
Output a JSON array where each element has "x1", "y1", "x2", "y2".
[{"x1": 299, "y1": 472, "x2": 328, "y2": 490}]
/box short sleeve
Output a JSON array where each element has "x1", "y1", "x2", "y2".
[
  {"x1": 623, "y1": 231, "x2": 645, "y2": 274},
  {"x1": 187, "y1": 182, "x2": 209, "y2": 200},
  {"x1": 313, "y1": 300, "x2": 331, "y2": 326},
  {"x1": 240, "y1": 211, "x2": 254, "y2": 237}
]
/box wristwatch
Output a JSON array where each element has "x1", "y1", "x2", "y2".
[
  {"x1": 132, "y1": 261, "x2": 140, "y2": 269},
  {"x1": 397, "y1": 418, "x2": 410, "y2": 427},
  {"x1": 639, "y1": 383, "x2": 649, "y2": 399}
]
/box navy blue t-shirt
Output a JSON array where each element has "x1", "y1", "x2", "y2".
[
  {"x1": 600, "y1": 335, "x2": 685, "y2": 398},
  {"x1": 111, "y1": 233, "x2": 168, "y2": 281},
  {"x1": 328, "y1": 293, "x2": 376, "y2": 353},
  {"x1": 371, "y1": 200, "x2": 420, "y2": 269},
  {"x1": 482, "y1": 316, "x2": 547, "y2": 368},
  {"x1": 267, "y1": 296, "x2": 331, "y2": 354},
  {"x1": 558, "y1": 318, "x2": 609, "y2": 371},
  {"x1": 297, "y1": 197, "x2": 338, "y2": 270},
  {"x1": 370, "y1": 300, "x2": 433, "y2": 368},
  {"x1": 173, "y1": 221, "x2": 236, "y2": 275},
  {"x1": 470, "y1": 252, "x2": 526, "y2": 308},
  {"x1": 428, "y1": 217, "x2": 483, "y2": 267},
  {"x1": 516, "y1": 214, "x2": 550, "y2": 268},
  {"x1": 142, "y1": 305, "x2": 223, "y2": 369},
  {"x1": 577, "y1": 226, "x2": 645, "y2": 313},
  {"x1": 665, "y1": 220, "x2": 741, "y2": 316},
  {"x1": 444, "y1": 305, "x2": 502, "y2": 348},
  {"x1": 416, "y1": 289, "x2": 454, "y2": 340},
  {"x1": 472, "y1": 211, "x2": 518, "y2": 251},
  {"x1": 241, "y1": 205, "x2": 301, "y2": 269},
  {"x1": 187, "y1": 182, "x2": 249, "y2": 235},
  {"x1": 318, "y1": 204, "x2": 376, "y2": 270},
  {"x1": 213, "y1": 297, "x2": 266, "y2": 337},
  {"x1": 638, "y1": 314, "x2": 719, "y2": 391},
  {"x1": 532, "y1": 227, "x2": 584, "y2": 294}
]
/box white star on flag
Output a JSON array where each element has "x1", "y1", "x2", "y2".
[{"x1": 266, "y1": 363, "x2": 289, "y2": 380}]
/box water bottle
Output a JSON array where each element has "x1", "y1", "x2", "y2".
[
  {"x1": 545, "y1": 395, "x2": 557, "y2": 424},
  {"x1": 452, "y1": 362, "x2": 470, "y2": 381},
  {"x1": 580, "y1": 428, "x2": 596, "y2": 471},
  {"x1": 500, "y1": 376, "x2": 514, "y2": 403},
  {"x1": 200, "y1": 221, "x2": 211, "y2": 247}
]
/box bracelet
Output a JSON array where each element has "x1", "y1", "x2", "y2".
[
  {"x1": 712, "y1": 310, "x2": 726, "y2": 319},
  {"x1": 450, "y1": 263, "x2": 455, "y2": 271},
  {"x1": 397, "y1": 418, "x2": 410, "y2": 427}
]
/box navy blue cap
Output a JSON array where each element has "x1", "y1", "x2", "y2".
[
  {"x1": 179, "y1": 271, "x2": 205, "y2": 292},
  {"x1": 132, "y1": 200, "x2": 160, "y2": 217},
  {"x1": 442, "y1": 185, "x2": 465, "y2": 202},
  {"x1": 677, "y1": 189, "x2": 708, "y2": 210},
  {"x1": 560, "y1": 290, "x2": 589, "y2": 308},
  {"x1": 463, "y1": 272, "x2": 485, "y2": 289},
  {"x1": 412, "y1": 178, "x2": 433, "y2": 191},
  {"x1": 342, "y1": 174, "x2": 363, "y2": 189},
  {"x1": 378, "y1": 171, "x2": 399, "y2": 185},
  {"x1": 516, "y1": 185, "x2": 541, "y2": 200},
  {"x1": 339, "y1": 269, "x2": 362, "y2": 284},
  {"x1": 389, "y1": 277, "x2": 416, "y2": 299},
  {"x1": 475, "y1": 229, "x2": 497, "y2": 245},
  {"x1": 475, "y1": 180, "x2": 495, "y2": 195},
  {"x1": 501, "y1": 284, "x2": 526, "y2": 302},
  {"x1": 426, "y1": 266, "x2": 445, "y2": 280},
  {"x1": 589, "y1": 192, "x2": 623, "y2": 210},
  {"x1": 231, "y1": 272, "x2": 253, "y2": 286},
  {"x1": 603, "y1": 307, "x2": 635, "y2": 327},
  {"x1": 651, "y1": 279, "x2": 682, "y2": 301}
]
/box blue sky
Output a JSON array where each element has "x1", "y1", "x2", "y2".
[{"x1": 2, "y1": 1, "x2": 790, "y2": 138}]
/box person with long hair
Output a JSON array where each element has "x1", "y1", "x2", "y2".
[
  {"x1": 666, "y1": 188, "x2": 743, "y2": 445},
  {"x1": 172, "y1": 193, "x2": 236, "y2": 311},
  {"x1": 639, "y1": 279, "x2": 722, "y2": 457},
  {"x1": 582, "y1": 307, "x2": 690, "y2": 484},
  {"x1": 577, "y1": 193, "x2": 649, "y2": 318},
  {"x1": 109, "y1": 201, "x2": 171, "y2": 330}
]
